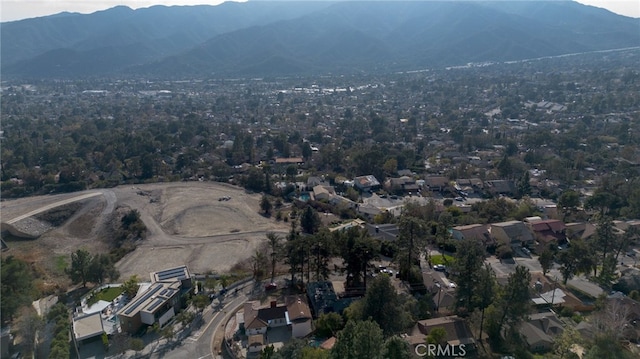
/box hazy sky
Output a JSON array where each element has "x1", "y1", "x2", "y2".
[{"x1": 1, "y1": 0, "x2": 639, "y2": 22}]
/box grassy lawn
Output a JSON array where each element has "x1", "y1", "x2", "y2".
[
  {"x1": 88, "y1": 286, "x2": 124, "y2": 306},
  {"x1": 430, "y1": 254, "x2": 455, "y2": 265}
]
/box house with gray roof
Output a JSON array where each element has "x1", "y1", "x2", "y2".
[
  {"x1": 484, "y1": 180, "x2": 516, "y2": 196},
  {"x1": 518, "y1": 311, "x2": 564, "y2": 353},
  {"x1": 405, "y1": 316, "x2": 477, "y2": 355},
  {"x1": 451, "y1": 224, "x2": 494, "y2": 247},
  {"x1": 490, "y1": 220, "x2": 535, "y2": 247},
  {"x1": 353, "y1": 175, "x2": 381, "y2": 192}
]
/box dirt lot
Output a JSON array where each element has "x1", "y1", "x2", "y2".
[{"x1": 1, "y1": 182, "x2": 290, "y2": 287}]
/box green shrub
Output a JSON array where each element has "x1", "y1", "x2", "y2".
[
  {"x1": 102, "y1": 333, "x2": 109, "y2": 350},
  {"x1": 572, "y1": 314, "x2": 583, "y2": 323}
]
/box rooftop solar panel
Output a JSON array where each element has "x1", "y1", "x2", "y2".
[
  {"x1": 155, "y1": 267, "x2": 187, "y2": 281},
  {"x1": 146, "y1": 298, "x2": 164, "y2": 312},
  {"x1": 124, "y1": 284, "x2": 163, "y2": 315}
]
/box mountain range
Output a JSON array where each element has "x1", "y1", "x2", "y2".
[{"x1": 2, "y1": 1, "x2": 639, "y2": 79}]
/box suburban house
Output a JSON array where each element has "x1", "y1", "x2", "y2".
[
  {"x1": 404, "y1": 316, "x2": 477, "y2": 354},
  {"x1": 565, "y1": 222, "x2": 597, "y2": 241},
  {"x1": 241, "y1": 296, "x2": 313, "y2": 351},
  {"x1": 306, "y1": 176, "x2": 327, "y2": 189},
  {"x1": 286, "y1": 295, "x2": 313, "y2": 338},
  {"x1": 356, "y1": 203, "x2": 383, "y2": 221},
  {"x1": 518, "y1": 311, "x2": 564, "y2": 353},
  {"x1": 422, "y1": 271, "x2": 456, "y2": 314},
  {"x1": 450, "y1": 224, "x2": 494, "y2": 247},
  {"x1": 353, "y1": 175, "x2": 381, "y2": 192},
  {"x1": 328, "y1": 195, "x2": 357, "y2": 209},
  {"x1": 312, "y1": 184, "x2": 335, "y2": 201},
  {"x1": 243, "y1": 302, "x2": 267, "y2": 335},
  {"x1": 526, "y1": 219, "x2": 567, "y2": 252},
  {"x1": 484, "y1": 179, "x2": 516, "y2": 196},
  {"x1": 117, "y1": 266, "x2": 193, "y2": 334},
  {"x1": 385, "y1": 176, "x2": 419, "y2": 195},
  {"x1": 424, "y1": 176, "x2": 449, "y2": 192},
  {"x1": 243, "y1": 301, "x2": 288, "y2": 336},
  {"x1": 455, "y1": 178, "x2": 483, "y2": 194},
  {"x1": 490, "y1": 220, "x2": 535, "y2": 247},
  {"x1": 531, "y1": 276, "x2": 591, "y2": 312}
]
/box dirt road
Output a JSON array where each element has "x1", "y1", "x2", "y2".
[{"x1": 1, "y1": 182, "x2": 289, "y2": 281}]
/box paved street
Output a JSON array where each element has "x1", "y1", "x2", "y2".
[
  {"x1": 111, "y1": 281, "x2": 258, "y2": 359},
  {"x1": 149, "y1": 282, "x2": 257, "y2": 359}
]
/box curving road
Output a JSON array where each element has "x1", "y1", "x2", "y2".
[
  {"x1": 143, "y1": 282, "x2": 257, "y2": 359},
  {"x1": 4, "y1": 191, "x2": 103, "y2": 224}
]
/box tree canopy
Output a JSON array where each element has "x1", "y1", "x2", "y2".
[{"x1": 1, "y1": 256, "x2": 36, "y2": 322}]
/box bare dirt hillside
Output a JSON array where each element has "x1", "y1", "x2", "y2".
[{"x1": 1, "y1": 182, "x2": 289, "y2": 287}]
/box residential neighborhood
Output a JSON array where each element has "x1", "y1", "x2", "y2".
[{"x1": 1, "y1": 25, "x2": 640, "y2": 359}]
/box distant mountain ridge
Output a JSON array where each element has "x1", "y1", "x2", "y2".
[{"x1": 2, "y1": 1, "x2": 639, "y2": 78}]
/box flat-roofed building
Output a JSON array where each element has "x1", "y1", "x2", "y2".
[
  {"x1": 151, "y1": 265, "x2": 192, "y2": 288},
  {"x1": 118, "y1": 265, "x2": 193, "y2": 334},
  {"x1": 73, "y1": 312, "x2": 105, "y2": 343},
  {"x1": 118, "y1": 280, "x2": 182, "y2": 334}
]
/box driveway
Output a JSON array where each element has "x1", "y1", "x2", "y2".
[{"x1": 485, "y1": 255, "x2": 543, "y2": 278}]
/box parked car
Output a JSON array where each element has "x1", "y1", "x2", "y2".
[
  {"x1": 433, "y1": 264, "x2": 446, "y2": 271},
  {"x1": 381, "y1": 269, "x2": 395, "y2": 276},
  {"x1": 265, "y1": 282, "x2": 277, "y2": 291}
]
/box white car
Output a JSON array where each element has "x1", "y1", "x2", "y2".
[{"x1": 449, "y1": 282, "x2": 457, "y2": 288}]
